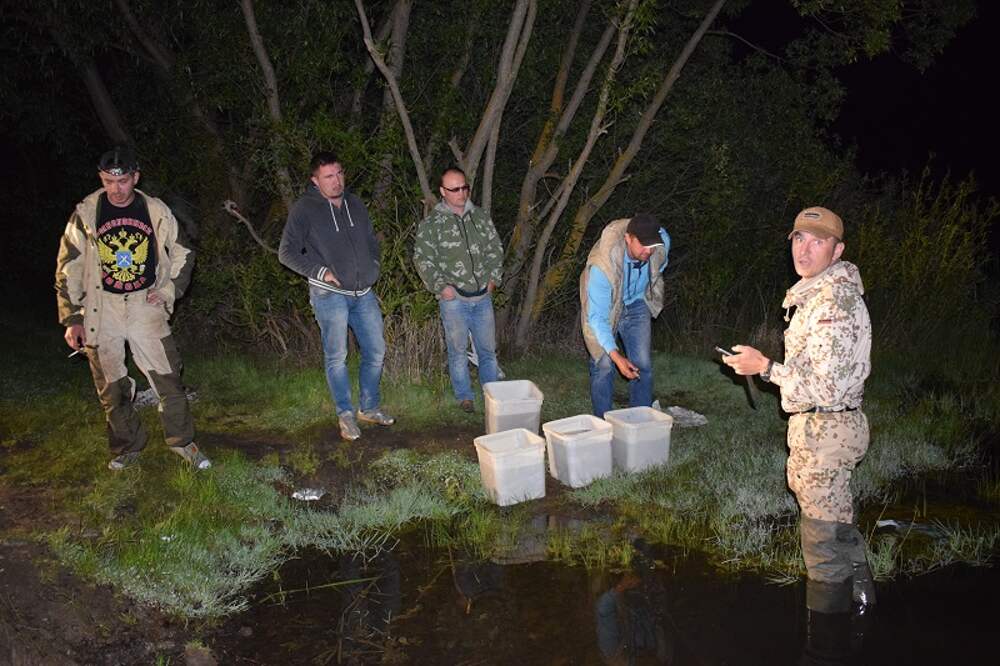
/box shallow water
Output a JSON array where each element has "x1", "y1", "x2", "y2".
[{"x1": 210, "y1": 533, "x2": 999, "y2": 665}]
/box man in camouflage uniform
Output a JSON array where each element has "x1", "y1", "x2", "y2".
[
  {"x1": 723, "y1": 207, "x2": 874, "y2": 616},
  {"x1": 413, "y1": 167, "x2": 504, "y2": 413}
]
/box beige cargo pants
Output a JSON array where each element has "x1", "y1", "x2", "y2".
[
  {"x1": 787, "y1": 411, "x2": 871, "y2": 612},
  {"x1": 86, "y1": 292, "x2": 194, "y2": 455}
]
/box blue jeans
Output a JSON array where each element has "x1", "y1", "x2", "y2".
[
  {"x1": 589, "y1": 299, "x2": 652, "y2": 418},
  {"x1": 439, "y1": 294, "x2": 499, "y2": 402},
  {"x1": 310, "y1": 288, "x2": 386, "y2": 414}
]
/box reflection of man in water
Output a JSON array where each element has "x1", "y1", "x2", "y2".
[
  {"x1": 594, "y1": 540, "x2": 673, "y2": 664},
  {"x1": 337, "y1": 551, "x2": 401, "y2": 650}
]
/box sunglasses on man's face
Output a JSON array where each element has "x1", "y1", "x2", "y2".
[{"x1": 442, "y1": 184, "x2": 470, "y2": 193}]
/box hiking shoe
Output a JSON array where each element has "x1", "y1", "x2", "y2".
[
  {"x1": 357, "y1": 408, "x2": 395, "y2": 426},
  {"x1": 169, "y1": 442, "x2": 212, "y2": 470},
  {"x1": 338, "y1": 410, "x2": 361, "y2": 441},
  {"x1": 459, "y1": 399, "x2": 474, "y2": 413},
  {"x1": 108, "y1": 451, "x2": 140, "y2": 471}
]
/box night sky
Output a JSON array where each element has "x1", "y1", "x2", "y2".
[{"x1": 833, "y1": 1, "x2": 999, "y2": 201}]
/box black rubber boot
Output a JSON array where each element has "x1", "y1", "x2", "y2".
[
  {"x1": 799, "y1": 609, "x2": 853, "y2": 666},
  {"x1": 806, "y1": 578, "x2": 853, "y2": 614}
]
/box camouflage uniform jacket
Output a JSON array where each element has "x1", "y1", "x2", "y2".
[
  {"x1": 769, "y1": 260, "x2": 871, "y2": 414},
  {"x1": 55, "y1": 188, "x2": 195, "y2": 338},
  {"x1": 413, "y1": 201, "x2": 503, "y2": 295}
]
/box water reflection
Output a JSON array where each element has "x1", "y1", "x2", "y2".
[
  {"x1": 595, "y1": 539, "x2": 674, "y2": 664},
  {"x1": 336, "y1": 550, "x2": 402, "y2": 660},
  {"x1": 214, "y1": 529, "x2": 1000, "y2": 664}
]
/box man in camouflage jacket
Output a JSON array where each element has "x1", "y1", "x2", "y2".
[
  {"x1": 724, "y1": 207, "x2": 874, "y2": 616},
  {"x1": 413, "y1": 167, "x2": 504, "y2": 412}
]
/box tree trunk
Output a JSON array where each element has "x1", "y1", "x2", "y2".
[
  {"x1": 240, "y1": 0, "x2": 295, "y2": 210},
  {"x1": 523, "y1": 0, "x2": 728, "y2": 338},
  {"x1": 350, "y1": 7, "x2": 398, "y2": 118},
  {"x1": 512, "y1": 0, "x2": 639, "y2": 349},
  {"x1": 114, "y1": 0, "x2": 250, "y2": 208},
  {"x1": 372, "y1": 0, "x2": 414, "y2": 208},
  {"x1": 47, "y1": 17, "x2": 132, "y2": 146},
  {"x1": 354, "y1": 0, "x2": 434, "y2": 208},
  {"x1": 499, "y1": 6, "x2": 615, "y2": 330},
  {"x1": 461, "y1": 0, "x2": 536, "y2": 186}
]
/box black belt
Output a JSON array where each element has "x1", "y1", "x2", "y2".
[
  {"x1": 453, "y1": 284, "x2": 488, "y2": 298},
  {"x1": 799, "y1": 406, "x2": 859, "y2": 414}
]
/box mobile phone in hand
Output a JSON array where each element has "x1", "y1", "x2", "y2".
[{"x1": 714, "y1": 346, "x2": 734, "y2": 356}]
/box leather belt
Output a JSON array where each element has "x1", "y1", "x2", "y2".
[
  {"x1": 799, "y1": 405, "x2": 859, "y2": 414},
  {"x1": 453, "y1": 284, "x2": 488, "y2": 298}
]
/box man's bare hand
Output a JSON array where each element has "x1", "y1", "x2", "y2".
[
  {"x1": 441, "y1": 285, "x2": 457, "y2": 301},
  {"x1": 64, "y1": 324, "x2": 86, "y2": 351},
  {"x1": 146, "y1": 289, "x2": 165, "y2": 305},
  {"x1": 722, "y1": 344, "x2": 770, "y2": 376},
  {"x1": 322, "y1": 269, "x2": 341, "y2": 287},
  {"x1": 610, "y1": 350, "x2": 640, "y2": 380},
  {"x1": 487, "y1": 280, "x2": 496, "y2": 294}
]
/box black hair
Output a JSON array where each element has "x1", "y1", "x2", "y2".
[{"x1": 310, "y1": 151, "x2": 341, "y2": 173}]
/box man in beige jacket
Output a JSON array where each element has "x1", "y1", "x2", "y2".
[{"x1": 55, "y1": 146, "x2": 210, "y2": 471}]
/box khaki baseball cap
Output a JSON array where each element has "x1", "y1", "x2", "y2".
[{"x1": 788, "y1": 206, "x2": 843, "y2": 241}]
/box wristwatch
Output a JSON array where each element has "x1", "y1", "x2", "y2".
[{"x1": 760, "y1": 359, "x2": 774, "y2": 383}]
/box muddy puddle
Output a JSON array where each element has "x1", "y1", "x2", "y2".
[{"x1": 209, "y1": 526, "x2": 1000, "y2": 665}]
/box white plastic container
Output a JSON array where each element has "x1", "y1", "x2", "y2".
[
  {"x1": 541, "y1": 414, "x2": 613, "y2": 488},
  {"x1": 603, "y1": 406, "x2": 674, "y2": 472},
  {"x1": 483, "y1": 380, "x2": 544, "y2": 434},
  {"x1": 474, "y1": 428, "x2": 547, "y2": 506}
]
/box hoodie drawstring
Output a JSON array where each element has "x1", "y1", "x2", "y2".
[{"x1": 327, "y1": 200, "x2": 340, "y2": 232}]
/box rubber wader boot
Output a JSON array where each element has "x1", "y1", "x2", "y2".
[
  {"x1": 800, "y1": 517, "x2": 853, "y2": 613},
  {"x1": 799, "y1": 609, "x2": 853, "y2": 666},
  {"x1": 834, "y1": 521, "x2": 877, "y2": 609}
]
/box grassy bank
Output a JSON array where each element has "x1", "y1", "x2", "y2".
[{"x1": 2, "y1": 319, "x2": 998, "y2": 619}]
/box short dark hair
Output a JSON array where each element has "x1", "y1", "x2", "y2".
[
  {"x1": 440, "y1": 166, "x2": 466, "y2": 186},
  {"x1": 310, "y1": 151, "x2": 341, "y2": 174}
]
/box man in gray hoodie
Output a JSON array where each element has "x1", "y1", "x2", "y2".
[{"x1": 279, "y1": 152, "x2": 395, "y2": 440}]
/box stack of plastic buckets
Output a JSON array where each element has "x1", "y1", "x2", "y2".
[{"x1": 475, "y1": 380, "x2": 546, "y2": 506}]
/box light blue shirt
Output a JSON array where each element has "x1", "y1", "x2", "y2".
[{"x1": 586, "y1": 228, "x2": 670, "y2": 354}]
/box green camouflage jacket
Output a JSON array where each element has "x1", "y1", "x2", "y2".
[
  {"x1": 770, "y1": 260, "x2": 871, "y2": 413},
  {"x1": 413, "y1": 201, "x2": 503, "y2": 295}
]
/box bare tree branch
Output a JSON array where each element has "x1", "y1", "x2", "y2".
[
  {"x1": 422, "y1": 10, "x2": 478, "y2": 173},
  {"x1": 528, "y1": 0, "x2": 729, "y2": 333},
  {"x1": 113, "y1": 0, "x2": 173, "y2": 72},
  {"x1": 47, "y1": 13, "x2": 131, "y2": 146},
  {"x1": 373, "y1": 0, "x2": 413, "y2": 205},
  {"x1": 223, "y1": 200, "x2": 278, "y2": 254},
  {"x1": 351, "y1": 5, "x2": 398, "y2": 117},
  {"x1": 707, "y1": 29, "x2": 785, "y2": 62},
  {"x1": 504, "y1": 9, "x2": 615, "y2": 294},
  {"x1": 354, "y1": 0, "x2": 434, "y2": 207},
  {"x1": 239, "y1": 0, "x2": 294, "y2": 209},
  {"x1": 461, "y1": 0, "x2": 536, "y2": 185},
  {"x1": 114, "y1": 0, "x2": 249, "y2": 207},
  {"x1": 513, "y1": 0, "x2": 639, "y2": 347}
]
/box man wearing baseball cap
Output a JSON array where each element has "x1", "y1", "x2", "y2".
[
  {"x1": 723, "y1": 206, "x2": 875, "y2": 621},
  {"x1": 580, "y1": 214, "x2": 671, "y2": 417},
  {"x1": 55, "y1": 146, "x2": 210, "y2": 471}
]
